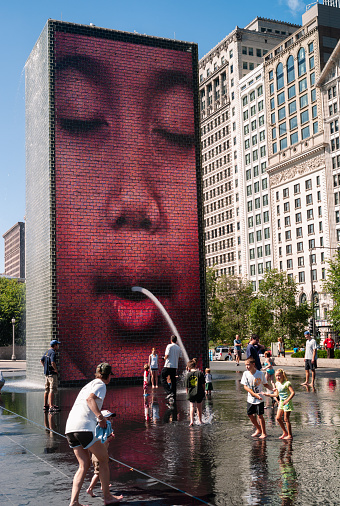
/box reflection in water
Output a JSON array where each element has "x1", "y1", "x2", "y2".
[
  {"x1": 246, "y1": 438, "x2": 268, "y2": 505},
  {"x1": 278, "y1": 442, "x2": 297, "y2": 506},
  {"x1": 4, "y1": 371, "x2": 340, "y2": 504}
]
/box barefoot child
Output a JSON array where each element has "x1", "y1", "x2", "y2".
[
  {"x1": 264, "y1": 369, "x2": 295, "y2": 439},
  {"x1": 186, "y1": 358, "x2": 205, "y2": 426},
  {"x1": 87, "y1": 410, "x2": 116, "y2": 497},
  {"x1": 262, "y1": 351, "x2": 275, "y2": 388},
  {"x1": 241, "y1": 357, "x2": 270, "y2": 438}
]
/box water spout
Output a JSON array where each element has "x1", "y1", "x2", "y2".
[{"x1": 131, "y1": 286, "x2": 189, "y2": 363}]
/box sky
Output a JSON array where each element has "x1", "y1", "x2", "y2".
[{"x1": 0, "y1": 0, "x2": 308, "y2": 273}]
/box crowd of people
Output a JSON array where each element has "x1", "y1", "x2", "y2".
[{"x1": 38, "y1": 329, "x2": 338, "y2": 506}]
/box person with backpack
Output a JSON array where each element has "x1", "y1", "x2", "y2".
[{"x1": 41, "y1": 339, "x2": 61, "y2": 413}]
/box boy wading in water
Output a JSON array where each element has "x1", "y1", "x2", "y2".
[{"x1": 241, "y1": 357, "x2": 270, "y2": 439}]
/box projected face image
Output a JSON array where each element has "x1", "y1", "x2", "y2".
[{"x1": 54, "y1": 32, "x2": 203, "y2": 380}]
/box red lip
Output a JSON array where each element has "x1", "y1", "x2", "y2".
[{"x1": 94, "y1": 274, "x2": 173, "y2": 332}]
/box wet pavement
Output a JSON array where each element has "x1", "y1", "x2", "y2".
[{"x1": 1, "y1": 362, "x2": 340, "y2": 505}]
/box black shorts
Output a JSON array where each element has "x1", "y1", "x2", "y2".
[
  {"x1": 247, "y1": 402, "x2": 264, "y2": 416},
  {"x1": 66, "y1": 431, "x2": 96, "y2": 449},
  {"x1": 188, "y1": 394, "x2": 205, "y2": 404},
  {"x1": 305, "y1": 359, "x2": 317, "y2": 371}
]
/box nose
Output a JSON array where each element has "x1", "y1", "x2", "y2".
[{"x1": 106, "y1": 169, "x2": 163, "y2": 234}]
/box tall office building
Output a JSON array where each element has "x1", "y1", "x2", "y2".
[
  {"x1": 199, "y1": 18, "x2": 300, "y2": 278},
  {"x1": 2, "y1": 222, "x2": 25, "y2": 278},
  {"x1": 264, "y1": 3, "x2": 340, "y2": 322}
]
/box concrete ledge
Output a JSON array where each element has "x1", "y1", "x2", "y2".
[{"x1": 266, "y1": 357, "x2": 340, "y2": 368}]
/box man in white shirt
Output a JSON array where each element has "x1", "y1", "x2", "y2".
[
  {"x1": 161, "y1": 335, "x2": 182, "y2": 401},
  {"x1": 301, "y1": 330, "x2": 317, "y2": 387}
]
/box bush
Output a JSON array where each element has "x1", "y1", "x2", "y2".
[{"x1": 291, "y1": 350, "x2": 340, "y2": 359}]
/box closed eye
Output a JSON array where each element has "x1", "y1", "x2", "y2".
[
  {"x1": 59, "y1": 118, "x2": 109, "y2": 134},
  {"x1": 153, "y1": 128, "x2": 195, "y2": 148}
]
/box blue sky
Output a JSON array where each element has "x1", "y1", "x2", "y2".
[{"x1": 0, "y1": 0, "x2": 308, "y2": 273}]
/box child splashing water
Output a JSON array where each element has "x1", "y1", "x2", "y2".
[{"x1": 265, "y1": 369, "x2": 295, "y2": 440}]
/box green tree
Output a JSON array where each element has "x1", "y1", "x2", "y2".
[
  {"x1": 323, "y1": 252, "x2": 340, "y2": 333},
  {"x1": 250, "y1": 270, "x2": 310, "y2": 348},
  {"x1": 213, "y1": 274, "x2": 254, "y2": 344},
  {"x1": 0, "y1": 278, "x2": 26, "y2": 346}
]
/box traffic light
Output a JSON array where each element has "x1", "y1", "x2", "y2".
[{"x1": 309, "y1": 318, "x2": 314, "y2": 335}]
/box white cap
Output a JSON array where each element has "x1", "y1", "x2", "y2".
[{"x1": 101, "y1": 409, "x2": 114, "y2": 418}]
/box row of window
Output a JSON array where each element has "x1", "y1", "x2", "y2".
[
  {"x1": 246, "y1": 162, "x2": 267, "y2": 180},
  {"x1": 268, "y1": 44, "x2": 314, "y2": 87},
  {"x1": 203, "y1": 168, "x2": 232, "y2": 188},
  {"x1": 278, "y1": 207, "x2": 322, "y2": 224},
  {"x1": 204, "y1": 196, "x2": 233, "y2": 215},
  {"x1": 203, "y1": 155, "x2": 232, "y2": 176},
  {"x1": 249, "y1": 228, "x2": 270, "y2": 243},
  {"x1": 243, "y1": 104, "x2": 264, "y2": 120},
  {"x1": 279, "y1": 226, "x2": 322, "y2": 241},
  {"x1": 271, "y1": 86, "x2": 316, "y2": 119},
  {"x1": 201, "y1": 112, "x2": 228, "y2": 136},
  {"x1": 206, "y1": 238, "x2": 234, "y2": 254},
  {"x1": 250, "y1": 262, "x2": 272, "y2": 276},
  {"x1": 247, "y1": 197, "x2": 269, "y2": 212},
  {"x1": 276, "y1": 178, "x2": 320, "y2": 199},
  {"x1": 249, "y1": 244, "x2": 271, "y2": 259},
  {"x1": 246, "y1": 179, "x2": 268, "y2": 195}
]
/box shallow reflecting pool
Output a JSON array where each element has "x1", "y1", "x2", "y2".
[{"x1": 1, "y1": 368, "x2": 340, "y2": 505}]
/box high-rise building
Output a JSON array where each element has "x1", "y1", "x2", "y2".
[
  {"x1": 199, "y1": 18, "x2": 300, "y2": 277},
  {"x1": 2, "y1": 222, "x2": 25, "y2": 278},
  {"x1": 264, "y1": 3, "x2": 340, "y2": 321}
]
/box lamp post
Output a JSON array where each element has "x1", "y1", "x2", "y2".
[{"x1": 11, "y1": 318, "x2": 16, "y2": 361}]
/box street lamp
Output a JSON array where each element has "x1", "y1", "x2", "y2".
[{"x1": 11, "y1": 318, "x2": 16, "y2": 361}]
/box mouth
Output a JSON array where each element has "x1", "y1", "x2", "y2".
[{"x1": 94, "y1": 275, "x2": 174, "y2": 332}]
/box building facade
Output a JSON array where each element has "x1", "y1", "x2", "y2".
[
  {"x1": 199, "y1": 18, "x2": 300, "y2": 279},
  {"x1": 2, "y1": 222, "x2": 25, "y2": 278}
]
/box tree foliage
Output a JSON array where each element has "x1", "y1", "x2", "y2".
[
  {"x1": 0, "y1": 278, "x2": 26, "y2": 346},
  {"x1": 249, "y1": 270, "x2": 310, "y2": 348},
  {"x1": 206, "y1": 269, "x2": 254, "y2": 345},
  {"x1": 323, "y1": 252, "x2": 340, "y2": 333}
]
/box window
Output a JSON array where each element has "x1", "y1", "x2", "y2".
[
  {"x1": 312, "y1": 269, "x2": 317, "y2": 281},
  {"x1": 313, "y1": 122, "x2": 318, "y2": 134},
  {"x1": 299, "y1": 271, "x2": 305, "y2": 283},
  {"x1": 248, "y1": 216, "x2": 254, "y2": 227},
  {"x1": 291, "y1": 132, "x2": 298, "y2": 145},
  {"x1": 266, "y1": 261, "x2": 271, "y2": 270},
  {"x1": 296, "y1": 212, "x2": 302, "y2": 223},
  {"x1": 262, "y1": 179, "x2": 267, "y2": 190},
  {"x1": 287, "y1": 55, "x2": 295, "y2": 83},
  {"x1": 256, "y1": 213, "x2": 261, "y2": 225},
  {"x1": 244, "y1": 110, "x2": 249, "y2": 121},
  {"x1": 312, "y1": 105, "x2": 317, "y2": 119},
  {"x1": 300, "y1": 94, "x2": 308, "y2": 108},
  {"x1": 265, "y1": 244, "x2": 271, "y2": 256},
  {"x1": 283, "y1": 188, "x2": 289, "y2": 198},
  {"x1": 253, "y1": 165, "x2": 259, "y2": 177},
  {"x1": 296, "y1": 227, "x2": 303, "y2": 238},
  {"x1": 247, "y1": 200, "x2": 253, "y2": 212},
  {"x1": 246, "y1": 169, "x2": 251, "y2": 180},
  {"x1": 279, "y1": 122, "x2": 287, "y2": 136},
  {"x1": 308, "y1": 223, "x2": 314, "y2": 234},
  {"x1": 298, "y1": 47, "x2": 306, "y2": 76},
  {"x1": 250, "y1": 91, "x2": 255, "y2": 102},
  {"x1": 306, "y1": 194, "x2": 313, "y2": 205},
  {"x1": 250, "y1": 248, "x2": 255, "y2": 259},
  {"x1": 269, "y1": 70, "x2": 273, "y2": 80},
  {"x1": 307, "y1": 208, "x2": 313, "y2": 219},
  {"x1": 264, "y1": 211, "x2": 269, "y2": 222},
  {"x1": 253, "y1": 150, "x2": 258, "y2": 162},
  {"x1": 257, "y1": 246, "x2": 263, "y2": 258},
  {"x1": 289, "y1": 100, "x2": 297, "y2": 115},
  {"x1": 247, "y1": 184, "x2": 252, "y2": 195},
  {"x1": 285, "y1": 216, "x2": 291, "y2": 226},
  {"x1": 297, "y1": 242, "x2": 303, "y2": 252},
  {"x1": 258, "y1": 263, "x2": 263, "y2": 274},
  {"x1": 271, "y1": 112, "x2": 276, "y2": 124},
  {"x1": 264, "y1": 227, "x2": 270, "y2": 239},
  {"x1": 250, "y1": 265, "x2": 256, "y2": 275},
  {"x1": 311, "y1": 88, "x2": 316, "y2": 102},
  {"x1": 288, "y1": 84, "x2": 296, "y2": 99},
  {"x1": 243, "y1": 96, "x2": 248, "y2": 107},
  {"x1": 251, "y1": 120, "x2": 257, "y2": 131},
  {"x1": 285, "y1": 230, "x2": 291, "y2": 240},
  {"x1": 309, "y1": 55, "x2": 315, "y2": 70},
  {"x1": 305, "y1": 179, "x2": 312, "y2": 190},
  {"x1": 259, "y1": 115, "x2": 265, "y2": 126},
  {"x1": 278, "y1": 91, "x2": 285, "y2": 106},
  {"x1": 263, "y1": 194, "x2": 268, "y2": 206},
  {"x1": 280, "y1": 137, "x2": 288, "y2": 150},
  {"x1": 256, "y1": 230, "x2": 262, "y2": 241},
  {"x1": 287, "y1": 259, "x2": 293, "y2": 269},
  {"x1": 245, "y1": 139, "x2": 250, "y2": 149},
  {"x1": 310, "y1": 72, "x2": 315, "y2": 86},
  {"x1": 295, "y1": 198, "x2": 301, "y2": 208},
  {"x1": 302, "y1": 126, "x2": 310, "y2": 140},
  {"x1": 273, "y1": 142, "x2": 277, "y2": 154},
  {"x1": 244, "y1": 125, "x2": 249, "y2": 135},
  {"x1": 254, "y1": 181, "x2": 260, "y2": 193},
  {"x1": 260, "y1": 146, "x2": 266, "y2": 157},
  {"x1": 298, "y1": 256, "x2": 304, "y2": 266},
  {"x1": 272, "y1": 127, "x2": 277, "y2": 140},
  {"x1": 309, "y1": 239, "x2": 315, "y2": 249},
  {"x1": 278, "y1": 107, "x2": 286, "y2": 121},
  {"x1": 252, "y1": 134, "x2": 258, "y2": 146},
  {"x1": 290, "y1": 116, "x2": 298, "y2": 130},
  {"x1": 255, "y1": 198, "x2": 260, "y2": 209},
  {"x1": 249, "y1": 232, "x2": 254, "y2": 243},
  {"x1": 258, "y1": 86, "x2": 263, "y2": 97},
  {"x1": 277, "y1": 62, "x2": 284, "y2": 90},
  {"x1": 308, "y1": 41, "x2": 314, "y2": 53},
  {"x1": 301, "y1": 110, "x2": 309, "y2": 125},
  {"x1": 251, "y1": 105, "x2": 256, "y2": 116},
  {"x1": 299, "y1": 78, "x2": 308, "y2": 93},
  {"x1": 294, "y1": 184, "x2": 300, "y2": 194}
]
